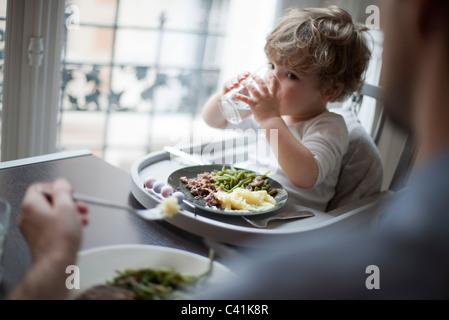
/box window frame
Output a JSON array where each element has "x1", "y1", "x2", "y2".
[{"x1": 1, "y1": 0, "x2": 65, "y2": 162}]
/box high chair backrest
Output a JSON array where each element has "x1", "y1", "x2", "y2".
[
  {"x1": 357, "y1": 83, "x2": 417, "y2": 191},
  {"x1": 327, "y1": 83, "x2": 416, "y2": 212}
]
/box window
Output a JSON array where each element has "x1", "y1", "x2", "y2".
[
  {"x1": 59, "y1": 0, "x2": 232, "y2": 171},
  {"x1": 0, "y1": 0, "x2": 278, "y2": 165}
]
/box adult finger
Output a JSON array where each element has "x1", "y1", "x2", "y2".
[
  {"x1": 21, "y1": 182, "x2": 54, "y2": 215},
  {"x1": 18, "y1": 182, "x2": 55, "y2": 233},
  {"x1": 75, "y1": 201, "x2": 89, "y2": 215},
  {"x1": 75, "y1": 201, "x2": 89, "y2": 225},
  {"x1": 80, "y1": 215, "x2": 89, "y2": 226},
  {"x1": 51, "y1": 179, "x2": 76, "y2": 212}
]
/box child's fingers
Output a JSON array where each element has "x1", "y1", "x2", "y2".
[
  {"x1": 253, "y1": 76, "x2": 270, "y2": 95},
  {"x1": 234, "y1": 93, "x2": 248, "y2": 102},
  {"x1": 238, "y1": 71, "x2": 250, "y2": 82},
  {"x1": 233, "y1": 72, "x2": 251, "y2": 89},
  {"x1": 234, "y1": 93, "x2": 255, "y2": 105},
  {"x1": 268, "y1": 73, "x2": 280, "y2": 96},
  {"x1": 224, "y1": 72, "x2": 250, "y2": 93},
  {"x1": 240, "y1": 80, "x2": 255, "y2": 98},
  {"x1": 224, "y1": 81, "x2": 237, "y2": 93},
  {"x1": 243, "y1": 78, "x2": 265, "y2": 100}
]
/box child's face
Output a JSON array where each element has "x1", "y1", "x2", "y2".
[{"x1": 268, "y1": 59, "x2": 326, "y2": 120}]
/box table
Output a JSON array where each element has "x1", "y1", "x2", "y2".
[
  {"x1": 0, "y1": 149, "x2": 212, "y2": 297},
  {"x1": 0, "y1": 146, "x2": 386, "y2": 299}
]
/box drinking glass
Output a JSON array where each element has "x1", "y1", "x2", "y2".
[{"x1": 219, "y1": 65, "x2": 281, "y2": 124}]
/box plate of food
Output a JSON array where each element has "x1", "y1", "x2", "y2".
[
  {"x1": 166, "y1": 164, "x2": 288, "y2": 216},
  {"x1": 70, "y1": 244, "x2": 232, "y2": 300}
]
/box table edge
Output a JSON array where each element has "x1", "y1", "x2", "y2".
[{"x1": 0, "y1": 149, "x2": 93, "y2": 170}]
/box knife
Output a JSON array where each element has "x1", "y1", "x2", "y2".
[{"x1": 163, "y1": 146, "x2": 206, "y2": 165}]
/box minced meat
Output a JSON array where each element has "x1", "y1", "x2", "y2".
[{"x1": 180, "y1": 172, "x2": 221, "y2": 207}]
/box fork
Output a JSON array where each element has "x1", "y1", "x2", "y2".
[
  {"x1": 242, "y1": 211, "x2": 315, "y2": 228},
  {"x1": 39, "y1": 187, "x2": 170, "y2": 220}
]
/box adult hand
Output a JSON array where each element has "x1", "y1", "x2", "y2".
[
  {"x1": 7, "y1": 179, "x2": 89, "y2": 300},
  {"x1": 19, "y1": 179, "x2": 88, "y2": 264}
]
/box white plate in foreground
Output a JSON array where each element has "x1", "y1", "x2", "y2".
[{"x1": 70, "y1": 244, "x2": 233, "y2": 299}]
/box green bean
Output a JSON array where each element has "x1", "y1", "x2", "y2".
[
  {"x1": 242, "y1": 177, "x2": 252, "y2": 185},
  {"x1": 209, "y1": 165, "x2": 278, "y2": 195},
  {"x1": 236, "y1": 170, "x2": 246, "y2": 180},
  {"x1": 229, "y1": 178, "x2": 249, "y2": 192}
]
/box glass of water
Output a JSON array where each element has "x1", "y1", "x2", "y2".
[
  {"x1": 0, "y1": 198, "x2": 11, "y2": 285},
  {"x1": 219, "y1": 65, "x2": 282, "y2": 124}
]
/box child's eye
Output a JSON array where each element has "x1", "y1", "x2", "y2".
[
  {"x1": 268, "y1": 63, "x2": 275, "y2": 70},
  {"x1": 287, "y1": 73, "x2": 298, "y2": 80}
]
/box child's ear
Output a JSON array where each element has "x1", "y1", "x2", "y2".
[{"x1": 320, "y1": 89, "x2": 340, "y2": 102}]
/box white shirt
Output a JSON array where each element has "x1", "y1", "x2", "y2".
[{"x1": 226, "y1": 111, "x2": 349, "y2": 211}]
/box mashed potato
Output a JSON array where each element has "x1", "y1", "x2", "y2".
[
  {"x1": 214, "y1": 188, "x2": 276, "y2": 212},
  {"x1": 157, "y1": 196, "x2": 180, "y2": 218}
]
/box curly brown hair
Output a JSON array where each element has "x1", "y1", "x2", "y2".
[{"x1": 265, "y1": 6, "x2": 371, "y2": 102}]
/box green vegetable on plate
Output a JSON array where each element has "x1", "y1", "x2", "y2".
[
  {"x1": 106, "y1": 249, "x2": 215, "y2": 300},
  {"x1": 212, "y1": 164, "x2": 277, "y2": 196}
]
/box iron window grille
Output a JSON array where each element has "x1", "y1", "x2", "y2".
[{"x1": 59, "y1": 0, "x2": 228, "y2": 159}]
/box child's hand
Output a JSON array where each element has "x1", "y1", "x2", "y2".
[
  {"x1": 234, "y1": 73, "x2": 281, "y2": 123},
  {"x1": 223, "y1": 71, "x2": 250, "y2": 94}
]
